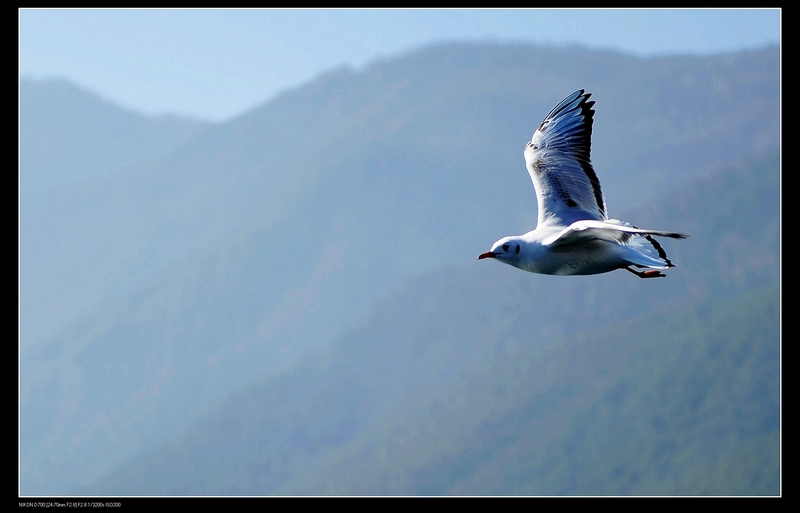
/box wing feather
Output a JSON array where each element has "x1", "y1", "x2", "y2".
[
  {"x1": 542, "y1": 219, "x2": 689, "y2": 247},
  {"x1": 525, "y1": 90, "x2": 607, "y2": 227}
]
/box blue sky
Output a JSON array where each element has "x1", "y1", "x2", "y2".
[{"x1": 19, "y1": 8, "x2": 780, "y2": 122}]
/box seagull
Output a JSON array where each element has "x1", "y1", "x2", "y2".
[{"x1": 478, "y1": 90, "x2": 687, "y2": 278}]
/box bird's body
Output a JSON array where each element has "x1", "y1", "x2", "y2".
[{"x1": 479, "y1": 90, "x2": 687, "y2": 278}]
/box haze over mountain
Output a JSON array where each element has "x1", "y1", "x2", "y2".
[
  {"x1": 20, "y1": 78, "x2": 210, "y2": 195},
  {"x1": 20, "y1": 79, "x2": 209, "y2": 346},
  {"x1": 19, "y1": 42, "x2": 779, "y2": 495},
  {"x1": 83, "y1": 150, "x2": 780, "y2": 495}
]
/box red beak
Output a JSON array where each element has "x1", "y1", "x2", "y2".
[{"x1": 477, "y1": 251, "x2": 496, "y2": 260}]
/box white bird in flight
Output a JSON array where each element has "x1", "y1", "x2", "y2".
[{"x1": 478, "y1": 90, "x2": 687, "y2": 278}]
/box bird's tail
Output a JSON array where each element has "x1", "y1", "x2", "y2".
[{"x1": 624, "y1": 226, "x2": 684, "y2": 268}]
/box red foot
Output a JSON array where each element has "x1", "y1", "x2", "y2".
[{"x1": 625, "y1": 267, "x2": 666, "y2": 278}]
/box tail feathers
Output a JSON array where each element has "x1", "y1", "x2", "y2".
[
  {"x1": 599, "y1": 220, "x2": 686, "y2": 274},
  {"x1": 624, "y1": 233, "x2": 677, "y2": 269},
  {"x1": 643, "y1": 233, "x2": 675, "y2": 267},
  {"x1": 629, "y1": 224, "x2": 688, "y2": 268}
]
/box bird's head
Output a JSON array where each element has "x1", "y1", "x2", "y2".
[{"x1": 478, "y1": 236, "x2": 523, "y2": 264}]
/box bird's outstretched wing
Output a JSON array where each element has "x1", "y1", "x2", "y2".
[
  {"x1": 524, "y1": 90, "x2": 607, "y2": 227},
  {"x1": 541, "y1": 219, "x2": 689, "y2": 269},
  {"x1": 541, "y1": 219, "x2": 689, "y2": 247}
]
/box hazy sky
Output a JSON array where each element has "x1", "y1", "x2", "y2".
[{"x1": 19, "y1": 8, "x2": 780, "y2": 122}]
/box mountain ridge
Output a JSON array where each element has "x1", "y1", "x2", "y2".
[
  {"x1": 20, "y1": 42, "x2": 779, "y2": 495},
  {"x1": 81, "y1": 150, "x2": 779, "y2": 495}
]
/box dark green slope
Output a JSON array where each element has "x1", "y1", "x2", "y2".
[
  {"x1": 279, "y1": 284, "x2": 779, "y2": 496},
  {"x1": 83, "y1": 151, "x2": 780, "y2": 495},
  {"x1": 22, "y1": 43, "x2": 779, "y2": 494}
]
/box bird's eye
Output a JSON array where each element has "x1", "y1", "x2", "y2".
[
  {"x1": 502, "y1": 244, "x2": 510, "y2": 251},
  {"x1": 515, "y1": 244, "x2": 520, "y2": 254}
]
